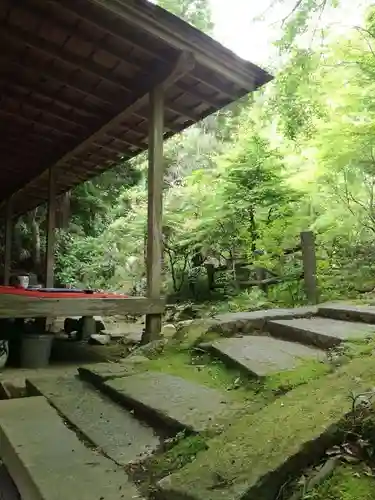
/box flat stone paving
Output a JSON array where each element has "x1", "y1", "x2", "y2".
[
  {"x1": 26, "y1": 376, "x2": 160, "y2": 466},
  {"x1": 158, "y1": 356, "x2": 375, "y2": 500},
  {"x1": 318, "y1": 303, "x2": 375, "y2": 323},
  {"x1": 268, "y1": 317, "x2": 375, "y2": 348},
  {"x1": 0, "y1": 397, "x2": 142, "y2": 500},
  {"x1": 78, "y1": 358, "x2": 146, "y2": 384},
  {"x1": 210, "y1": 306, "x2": 317, "y2": 333},
  {"x1": 206, "y1": 336, "x2": 325, "y2": 377},
  {"x1": 104, "y1": 372, "x2": 232, "y2": 432}
]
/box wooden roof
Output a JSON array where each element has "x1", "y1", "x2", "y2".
[{"x1": 0, "y1": 0, "x2": 272, "y2": 216}]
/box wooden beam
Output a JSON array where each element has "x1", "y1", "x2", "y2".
[
  {"x1": 0, "y1": 23, "x2": 133, "y2": 98},
  {"x1": 0, "y1": 109, "x2": 77, "y2": 140},
  {"x1": 177, "y1": 82, "x2": 222, "y2": 109},
  {"x1": 0, "y1": 296, "x2": 165, "y2": 318},
  {"x1": 0, "y1": 56, "x2": 113, "y2": 112},
  {"x1": 167, "y1": 100, "x2": 197, "y2": 121},
  {"x1": 50, "y1": 0, "x2": 174, "y2": 64},
  {"x1": 1, "y1": 92, "x2": 89, "y2": 133},
  {"x1": 144, "y1": 84, "x2": 164, "y2": 343},
  {"x1": 300, "y1": 231, "x2": 318, "y2": 304},
  {"x1": 191, "y1": 66, "x2": 245, "y2": 99},
  {"x1": 17, "y1": 0, "x2": 143, "y2": 73},
  {"x1": 55, "y1": 0, "x2": 267, "y2": 88},
  {"x1": 0, "y1": 75, "x2": 101, "y2": 121},
  {"x1": 45, "y1": 168, "x2": 56, "y2": 288},
  {"x1": 0, "y1": 124, "x2": 64, "y2": 146},
  {"x1": 89, "y1": 0, "x2": 269, "y2": 89},
  {"x1": 93, "y1": 141, "x2": 132, "y2": 157},
  {"x1": 5, "y1": 52, "x2": 194, "y2": 213},
  {"x1": 49, "y1": 0, "x2": 266, "y2": 99},
  {"x1": 3, "y1": 199, "x2": 12, "y2": 286}
]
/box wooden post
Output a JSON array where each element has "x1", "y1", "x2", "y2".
[
  {"x1": 300, "y1": 231, "x2": 318, "y2": 304},
  {"x1": 45, "y1": 167, "x2": 56, "y2": 288},
  {"x1": 3, "y1": 199, "x2": 12, "y2": 285},
  {"x1": 143, "y1": 85, "x2": 164, "y2": 343},
  {"x1": 81, "y1": 316, "x2": 96, "y2": 341}
]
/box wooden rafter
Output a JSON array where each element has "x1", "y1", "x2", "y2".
[{"x1": 0, "y1": 0, "x2": 272, "y2": 213}]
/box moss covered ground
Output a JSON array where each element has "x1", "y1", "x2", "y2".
[
  {"x1": 127, "y1": 325, "x2": 375, "y2": 498},
  {"x1": 156, "y1": 355, "x2": 375, "y2": 500},
  {"x1": 306, "y1": 464, "x2": 374, "y2": 500}
]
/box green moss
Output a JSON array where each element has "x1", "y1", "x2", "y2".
[
  {"x1": 344, "y1": 337, "x2": 375, "y2": 358},
  {"x1": 308, "y1": 464, "x2": 374, "y2": 500},
  {"x1": 145, "y1": 349, "x2": 254, "y2": 403},
  {"x1": 145, "y1": 345, "x2": 336, "y2": 413},
  {"x1": 159, "y1": 356, "x2": 375, "y2": 500},
  {"x1": 175, "y1": 321, "x2": 221, "y2": 349},
  {"x1": 266, "y1": 359, "x2": 333, "y2": 393},
  {"x1": 147, "y1": 434, "x2": 209, "y2": 479}
]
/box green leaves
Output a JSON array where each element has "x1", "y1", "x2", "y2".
[{"x1": 156, "y1": 0, "x2": 213, "y2": 33}]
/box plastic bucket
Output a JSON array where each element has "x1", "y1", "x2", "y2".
[{"x1": 20, "y1": 334, "x2": 53, "y2": 368}]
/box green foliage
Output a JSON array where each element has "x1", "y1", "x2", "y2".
[
  {"x1": 15, "y1": 1, "x2": 375, "y2": 311},
  {"x1": 307, "y1": 464, "x2": 374, "y2": 500},
  {"x1": 156, "y1": 0, "x2": 213, "y2": 33}
]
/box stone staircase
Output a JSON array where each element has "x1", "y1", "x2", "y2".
[
  {"x1": 0, "y1": 302, "x2": 375, "y2": 500},
  {"x1": 201, "y1": 303, "x2": 375, "y2": 376}
]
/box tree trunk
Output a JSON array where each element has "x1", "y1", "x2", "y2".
[{"x1": 57, "y1": 191, "x2": 71, "y2": 229}]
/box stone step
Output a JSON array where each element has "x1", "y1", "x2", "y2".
[
  {"x1": 157, "y1": 355, "x2": 375, "y2": 500},
  {"x1": 209, "y1": 306, "x2": 317, "y2": 335},
  {"x1": 103, "y1": 372, "x2": 233, "y2": 433},
  {"x1": 267, "y1": 317, "x2": 375, "y2": 349},
  {"x1": 0, "y1": 464, "x2": 20, "y2": 499},
  {"x1": 78, "y1": 357, "x2": 147, "y2": 385},
  {"x1": 318, "y1": 303, "x2": 375, "y2": 323},
  {"x1": 0, "y1": 397, "x2": 142, "y2": 500},
  {"x1": 203, "y1": 336, "x2": 326, "y2": 377},
  {"x1": 26, "y1": 376, "x2": 159, "y2": 466}
]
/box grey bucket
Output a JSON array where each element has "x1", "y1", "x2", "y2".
[{"x1": 20, "y1": 334, "x2": 53, "y2": 368}]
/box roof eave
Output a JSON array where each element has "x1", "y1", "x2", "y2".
[{"x1": 90, "y1": 0, "x2": 273, "y2": 90}]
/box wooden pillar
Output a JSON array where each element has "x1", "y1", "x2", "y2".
[
  {"x1": 3, "y1": 198, "x2": 12, "y2": 285},
  {"x1": 300, "y1": 231, "x2": 318, "y2": 304},
  {"x1": 45, "y1": 167, "x2": 56, "y2": 288},
  {"x1": 143, "y1": 85, "x2": 164, "y2": 343}
]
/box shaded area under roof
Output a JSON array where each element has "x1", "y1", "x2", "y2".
[{"x1": 0, "y1": 0, "x2": 272, "y2": 216}]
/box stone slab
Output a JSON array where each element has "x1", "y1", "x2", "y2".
[
  {"x1": 104, "y1": 372, "x2": 232, "y2": 432},
  {"x1": 0, "y1": 397, "x2": 142, "y2": 500},
  {"x1": 105, "y1": 321, "x2": 144, "y2": 343},
  {"x1": 268, "y1": 317, "x2": 375, "y2": 349},
  {"x1": 206, "y1": 336, "x2": 325, "y2": 377},
  {"x1": 78, "y1": 358, "x2": 146, "y2": 384},
  {"x1": 0, "y1": 464, "x2": 20, "y2": 499},
  {"x1": 157, "y1": 356, "x2": 375, "y2": 500},
  {"x1": 89, "y1": 333, "x2": 111, "y2": 345},
  {"x1": 209, "y1": 306, "x2": 318, "y2": 334},
  {"x1": 318, "y1": 303, "x2": 375, "y2": 323},
  {"x1": 26, "y1": 376, "x2": 159, "y2": 465}
]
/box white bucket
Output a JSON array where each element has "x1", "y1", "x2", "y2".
[{"x1": 20, "y1": 334, "x2": 53, "y2": 368}]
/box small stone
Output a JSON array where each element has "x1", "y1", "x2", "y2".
[
  {"x1": 125, "y1": 355, "x2": 149, "y2": 364},
  {"x1": 177, "y1": 320, "x2": 194, "y2": 329},
  {"x1": 89, "y1": 334, "x2": 111, "y2": 346},
  {"x1": 136, "y1": 339, "x2": 167, "y2": 358},
  {"x1": 161, "y1": 324, "x2": 177, "y2": 338}
]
